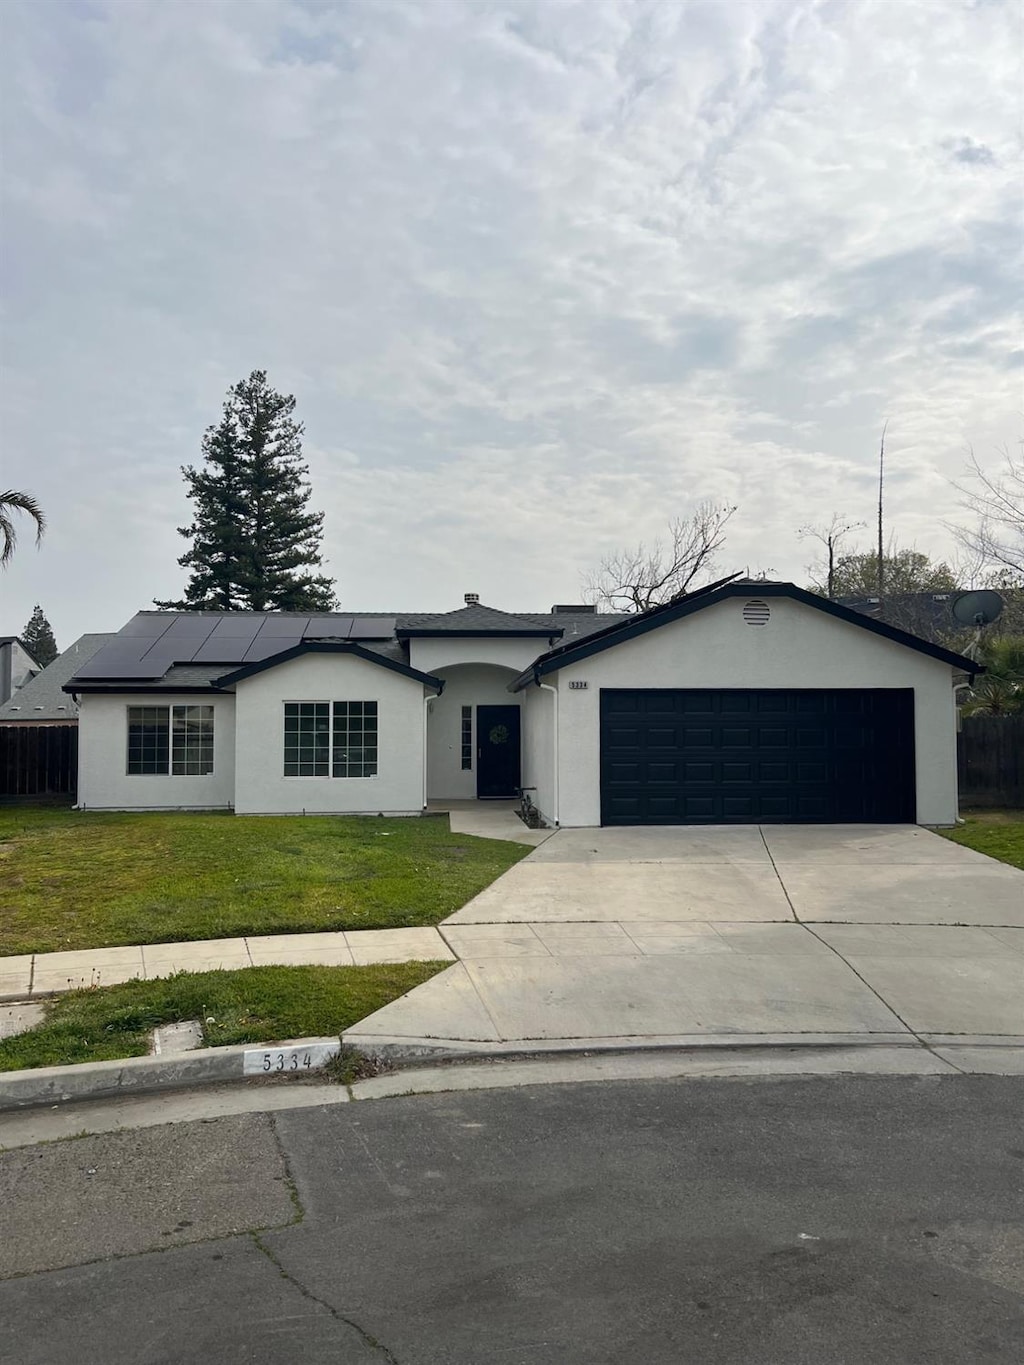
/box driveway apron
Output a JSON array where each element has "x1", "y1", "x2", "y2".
[{"x1": 351, "y1": 825, "x2": 1024, "y2": 1048}]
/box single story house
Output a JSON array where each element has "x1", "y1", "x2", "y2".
[{"x1": 64, "y1": 581, "x2": 979, "y2": 826}]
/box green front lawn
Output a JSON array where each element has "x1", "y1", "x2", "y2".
[
  {"x1": 937, "y1": 809, "x2": 1024, "y2": 870},
  {"x1": 0, "y1": 961, "x2": 446, "y2": 1072},
  {"x1": 0, "y1": 807, "x2": 528, "y2": 955}
]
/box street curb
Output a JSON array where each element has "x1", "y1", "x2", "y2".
[
  {"x1": 4, "y1": 1031, "x2": 1023, "y2": 1114},
  {"x1": 0, "y1": 1037, "x2": 341, "y2": 1112}
]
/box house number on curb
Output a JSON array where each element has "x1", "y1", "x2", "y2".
[
  {"x1": 569, "y1": 680, "x2": 588, "y2": 690},
  {"x1": 243, "y1": 1043, "x2": 340, "y2": 1076}
]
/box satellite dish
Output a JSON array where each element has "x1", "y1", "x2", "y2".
[{"x1": 952, "y1": 590, "x2": 1004, "y2": 627}]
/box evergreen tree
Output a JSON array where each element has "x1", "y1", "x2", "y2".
[
  {"x1": 21, "y1": 604, "x2": 58, "y2": 666},
  {"x1": 155, "y1": 370, "x2": 337, "y2": 611}
]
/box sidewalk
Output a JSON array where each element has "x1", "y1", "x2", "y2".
[{"x1": 0, "y1": 927, "x2": 454, "y2": 1001}]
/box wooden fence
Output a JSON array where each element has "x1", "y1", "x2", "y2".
[
  {"x1": 0, "y1": 725, "x2": 79, "y2": 798},
  {"x1": 957, "y1": 715, "x2": 1024, "y2": 809}
]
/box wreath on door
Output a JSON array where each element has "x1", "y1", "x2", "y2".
[{"x1": 489, "y1": 724, "x2": 510, "y2": 745}]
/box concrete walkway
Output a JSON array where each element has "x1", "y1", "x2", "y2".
[
  {"x1": 348, "y1": 824, "x2": 1024, "y2": 1060},
  {"x1": 0, "y1": 928, "x2": 455, "y2": 1001}
]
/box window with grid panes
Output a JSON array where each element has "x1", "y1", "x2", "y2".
[
  {"x1": 283, "y1": 702, "x2": 331, "y2": 776},
  {"x1": 461, "y1": 706, "x2": 472, "y2": 769},
  {"x1": 127, "y1": 706, "x2": 170, "y2": 774},
  {"x1": 127, "y1": 705, "x2": 214, "y2": 775},
  {"x1": 332, "y1": 701, "x2": 377, "y2": 777},
  {"x1": 171, "y1": 705, "x2": 214, "y2": 774}
]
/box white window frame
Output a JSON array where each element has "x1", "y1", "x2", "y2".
[{"x1": 126, "y1": 704, "x2": 215, "y2": 776}]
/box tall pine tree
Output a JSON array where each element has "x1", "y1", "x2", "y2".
[
  {"x1": 155, "y1": 371, "x2": 337, "y2": 611},
  {"x1": 21, "y1": 605, "x2": 58, "y2": 666}
]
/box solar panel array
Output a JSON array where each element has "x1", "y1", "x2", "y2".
[{"x1": 74, "y1": 614, "x2": 398, "y2": 680}]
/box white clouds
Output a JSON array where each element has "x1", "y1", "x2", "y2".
[{"x1": 1, "y1": 0, "x2": 1019, "y2": 642}]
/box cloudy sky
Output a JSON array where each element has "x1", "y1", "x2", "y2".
[{"x1": 2, "y1": 0, "x2": 1020, "y2": 645}]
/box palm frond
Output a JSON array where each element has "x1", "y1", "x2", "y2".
[{"x1": 0, "y1": 490, "x2": 46, "y2": 567}]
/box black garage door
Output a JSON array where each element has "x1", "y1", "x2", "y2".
[{"x1": 600, "y1": 689, "x2": 916, "y2": 825}]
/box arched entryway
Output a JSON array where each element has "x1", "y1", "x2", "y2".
[{"x1": 425, "y1": 662, "x2": 521, "y2": 801}]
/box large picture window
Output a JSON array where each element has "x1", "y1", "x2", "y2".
[
  {"x1": 127, "y1": 705, "x2": 214, "y2": 776},
  {"x1": 283, "y1": 701, "x2": 378, "y2": 778}
]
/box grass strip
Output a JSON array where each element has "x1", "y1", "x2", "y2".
[
  {"x1": 0, "y1": 961, "x2": 447, "y2": 1072},
  {"x1": 937, "y1": 809, "x2": 1024, "y2": 870}
]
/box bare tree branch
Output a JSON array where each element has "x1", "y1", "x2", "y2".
[
  {"x1": 799, "y1": 514, "x2": 865, "y2": 598},
  {"x1": 948, "y1": 441, "x2": 1024, "y2": 582},
  {"x1": 582, "y1": 502, "x2": 737, "y2": 612}
]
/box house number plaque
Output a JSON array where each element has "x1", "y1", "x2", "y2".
[{"x1": 568, "y1": 681, "x2": 589, "y2": 690}]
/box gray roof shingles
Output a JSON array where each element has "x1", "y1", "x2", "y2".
[{"x1": 0, "y1": 634, "x2": 117, "y2": 721}]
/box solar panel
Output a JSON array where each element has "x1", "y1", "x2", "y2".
[
  {"x1": 191, "y1": 617, "x2": 267, "y2": 663},
  {"x1": 151, "y1": 616, "x2": 219, "y2": 644},
  {"x1": 259, "y1": 616, "x2": 311, "y2": 635},
  {"x1": 349, "y1": 617, "x2": 397, "y2": 640},
  {"x1": 303, "y1": 616, "x2": 354, "y2": 639},
  {"x1": 118, "y1": 615, "x2": 177, "y2": 639},
  {"x1": 73, "y1": 640, "x2": 161, "y2": 679},
  {"x1": 237, "y1": 637, "x2": 302, "y2": 664}
]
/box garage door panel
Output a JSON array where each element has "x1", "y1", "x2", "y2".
[
  {"x1": 758, "y1": 727, "x2": 790, "y2": 747},
  {"x1": 600, "y1": 688, "x2": 915, "y2": 825},
  {"x1": 722, "y1": 762, "x2": 753, "y2": 782},
  {"x1": 647, "y1": 762, "x2": 678, "y2": 782}
]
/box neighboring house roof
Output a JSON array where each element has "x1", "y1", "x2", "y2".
[
  {"x1": 840, "y1": 590, "x2": 1024, "y2": 644},
  {"x1": 0, "y1": 633, "x2": 116, "y2": 722},
  {"x1": 214, "y1": 641, "x2": 444, "y2": 691},
  {"x1": 0, "y1": 636, "x2": 41, "y2": 666},
  {"x1": 63, "y1": 606, "x2": 627, "y2": 694},
  {"x1": 510, "y1": 581, "x2": 982, "y2": 690}
]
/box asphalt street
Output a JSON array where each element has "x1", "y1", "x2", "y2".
[{"x1": 2, "y1": 1074, "x2": 1023, "y2": 1364}]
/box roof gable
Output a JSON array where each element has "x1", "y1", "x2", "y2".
[
  {"x1": 214, "y1": 641, "x2": 444, "y2": 691},
  {"x1": 511, "y1": 581, "x2": 981, "y2": 689}
]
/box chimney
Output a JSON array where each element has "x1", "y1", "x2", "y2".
[
  {"x1": 464, "y1": 592, "x2": 480, "y2": 605},
  {"x1": 551, "y1": 603, "x2": 596, "y2": 614}
]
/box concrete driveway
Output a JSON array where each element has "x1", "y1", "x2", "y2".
[{"x1": 349, "y1": 826, "x2": 1024, "y2": 1063}]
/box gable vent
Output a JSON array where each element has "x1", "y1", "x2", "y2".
[{"x1": 742, "y1": 599, "x2": 771, "y2": 626}]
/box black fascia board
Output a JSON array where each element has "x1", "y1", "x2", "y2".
[
  {"x1": 511, "y1": 582, "x2": 980, "y2": 689},
  {"x1": 213, "y1": 641, "x2": 444, "y2": 691},
  {"x1": 395, "y1": 626, "x2": 563, "y2": 640},
  {"x1": 64, "y1": 684, "x2": 219, "y2": 696}
]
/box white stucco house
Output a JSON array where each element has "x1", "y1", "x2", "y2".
[{"x1": 64, "y1": 581, "x2": 979, "y2": 826}]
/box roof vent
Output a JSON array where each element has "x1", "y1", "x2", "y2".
[
  {"x1": 551, "y1": 604, "x2": 596, "y2": 614},
  {"x1": 464, "y1": 593, "x2": 480, "y2": 605},
  {"x1": 742, "y1": 599, "x2": 771, "y2": 627}
]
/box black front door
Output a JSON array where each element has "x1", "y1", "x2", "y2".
[{"x1": 476, "y1": 705, "x2": 521, "y2": 799}]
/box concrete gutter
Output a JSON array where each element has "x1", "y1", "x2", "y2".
[{"x1": 3, "y1": 1031, "x2": 1024, "y2": 1113}]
